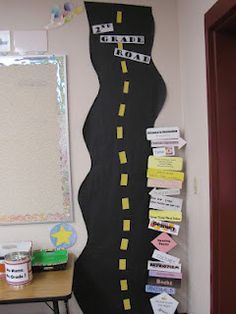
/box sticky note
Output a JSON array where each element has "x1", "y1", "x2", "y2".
[
  {"x1": 148, "y1": 156, "x2": 183, "y2": 171},
  {"x1": 123, "y1": 81, "x2": 129, "y2": 94},
  {"x1": 147, "y1": 169, "x2": 184, "y2": 181},
  {"x1": 118, "y1": 104, "x2": 126, "y2": 117},
  {"x1": 123, "y1": 299, "x2": 131, "y2": 310},
  {"x1": 117, "y1": 41, "x2": 123, "y2": 49},
  {"x1": 122, "y1": 197, "x2": 130, "y2": 210},
  {"x1": 116, "y1": 11, "x2": 122, "y2": 23},
  {"x1": 120, "y1": 174, "x2": 128, "y2": 186},
  {"x1": 149, "y1": 210, "x2": 182, "y2": 222},
  {"x1": 120, "y1": 279, "x2": 128, "y2": 291},
  {"x1": 119, "y1": 151, "x2": 127, "y2": 164},
  {"x1": 123, "y1": 219, "x2": 131, "y2": 231},
  {"x1": 119, "y1": 259, "x2": 127, "y2": 270},
  {"x1": 117, "y1": 126, "x2": 123, "y2": 139},
  {"x1": 121, "y1": 60, "x2": 128, "y2": 73},
  {"x1": 120, "y1": 238, "x2": 129, "y2": 250}
]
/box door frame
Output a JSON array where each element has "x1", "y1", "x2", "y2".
[{"x1": 205, "y1": 1, "x2": 236, "y2": 314}]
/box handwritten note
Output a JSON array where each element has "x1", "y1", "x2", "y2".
[{"x1": 148, "y1": 156, "x2": 183, "y2": 171}]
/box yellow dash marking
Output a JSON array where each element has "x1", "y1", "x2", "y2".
[
  {"x1": 123, "y1": 81, "x2": 130, "y2": 94},
  {"x1": 120, "y1": 238, "x2": 129, "y2": 250},
  {"x1": 122, "y1": 197, "x2": 130, "y2": 210},
  {"x1": 119, "y1": 258, "x2": 127, "y2": 270},
  {"x1": 117, "y1": 126, "x2": 123, "y2": 139},
  {"x1": 123, "y1": 219, "x2": 131, "y2": 231},
  {"x1": 116, "y1": 11, "x2": 122, "y2": 24},
  {"x1": 117, "y1": 42, "x2": 123, "y2": 50},
  {"x1": 118, "y1": 104, "x2": 126, "y2": 117},
  {"x1": 120, "y1": 174, "x2": 128, "y2": 186},
  {"x1": 123, "y1": 298, "x2": 131, "y2": 310},
  {"x1": 120, "y1": 279, "x2": 128, "y2": 291},
  {"x1": 119, "y1": 151, "x2": 127, "y2": 164},
  {"x1": 121, "y1": 60, "x2": 128, "y2": 73}
]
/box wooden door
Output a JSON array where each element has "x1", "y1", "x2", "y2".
[{"x1": 205, "y1": 1, "x2": 236, "y2": 313}]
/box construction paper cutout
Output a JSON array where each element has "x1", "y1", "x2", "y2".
[
  {"x1": 151, "y1": 233, "x2": 177, "y2": 253},
  {"x1": 50, "y1": 223, "x2": 77, "y2": 248},
  {"x1": 117, "y1": 41, "x2": 123, "y2": 49},
  {"x1": 123, "y1": 81, "x2": 130, "y2": 94},
  {"x1": 148, "y1": 219, "x2": 180, "y2": 236},
  {"x1": 146, "y1": 127, "x2": 180, "y2": 141},
  {"x1": 148, "y1": 156, "x2": 183, "y2": 171},
  {"x1": 121, "y1": 60, "x2": 128, "y2": 73},
  {"x1": 114, "y1": 48, "x2": 151, "y2": 64},
  {"x1": 120, "y1": 173, "x2": 128, "y2": 186},
  {"x1": 123, "y1": 220, "x2": 131, "y2": 231},
  {"x1": 148, "y1": 277, "x2": 181, "y2": 288},
  {"x1": 74, "y1": 3, "x2": 167, "y2": 314},
  {"x1": 153, "y1": 146, "x2": 176, "y2": 157},
  {"x1": 147, "y1": 169, "x2": 184, "y2": 181},
  {"x1": 149, "y1": 195, "x2": 183, "y2": 211},
  {"x1": 145, "y1": 285, "x2": 176, "y2": 295},
  {"x1": 119, "y1": 259, "x2": 127, "y2": 270},
  {"x1": 150, "y1": 292, "x2": 179, "y2": 314},
  {"x1": 147, "y1": 178, "x2": 183, "y2": 189},
  {"x1": 151, "y1": 137, "x2": 187, "y2": 150},
  {"x1": 117, "y1": 126, "x2": 123, "y2": 139},
  {"x1": 118, "y1": 103, "x2": 126, "y2": 116},
  {"x1": 149, "y1": 270, "x2": 183, "y2": 280},
  {"x1": 119, "y1": 151, "x2": 127, "y2": 164},
  {"x1": 122, "y1": 198, "x2": 130, "y2": 210},
  {"x1": 120, "y1": 238, "x2": 129, "y2": 250},
  {"x1": 116, "y1": 11, "x2": 122, "y2": 23},
  {"x1": 147, "y1": 261, "x2": 182, "y2": 273},
  {"x1": 100, "y1": 35, "x2": 144, "y2": 44},
  {"x1": 120, "y1": 279, "x2": 128, "y2": 291},
  {"x1": 123, "y1": 299, "x2": 131, "y2": 310},
  {"x1": 152, "y1": 250, "x2": 180, "y2": 265},
  {"x1": 92, "y1": 23, "x2": 114, "y2": 34},
  {"x1": 149, "y1": 210, "x2": 182, "y2": 222}
]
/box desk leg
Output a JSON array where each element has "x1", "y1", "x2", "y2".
[
  {"x1": 53, "y1": 300, "x2": 60, "y2": 314},
  {"x1": 65, "y1": 300, "x2": 69, "y2": 314}
]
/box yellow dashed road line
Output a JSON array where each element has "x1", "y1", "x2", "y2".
[
  {"x1": 123, "y1": 299, "x2": 131, "y2": 310},
  {"x1": 116, "y1": 11, "x2": 123, "y2": 23},
  {"x1": 123, "y1": 81, "x2": 130, "y2": 94},
  {"x1": 118, "y1": 104, "x2": 126, "y2": 117}
]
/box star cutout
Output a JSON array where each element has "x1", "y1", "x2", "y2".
[{"x1": 51, "y1": 225, "x2": 73, "y2": 246}]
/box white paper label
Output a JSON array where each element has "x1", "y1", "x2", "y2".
[
  {"x1": 114, "y1": 48, "x2": 151, "y2": 64},
  {"x1": 149, "y1": 188, "x2": 180, "y2": 197},
  {"x1": 149, "y1": 195, "x2": 183, "y2": 211},
  {"x1": 150, "y1": 292, "x2": 179, "y2": 314},
  {"x1": 148, "y1": 219, "x2": 180, "y2": 236},
  {"x1": 153, "y1": 147, "x2": 175, "y2": 157},
  {"x1": 6, "y1": 263, "x2": 29, "y2": 283},
  {"x1": 152, "y1": 250, "x2": 180, "y2": 265},
  {"x1": 100, "y1": 35, "x2": 144, "y2": 44},
  {"x1": 146, "y1": 127, "x2": 180, "y2": 141},
  {"x1": 147, "y1": 261, "x2": 182, "y2": 273},
  {"x1": 92, "y1": 23, "x2": 114, "y2": 34}
]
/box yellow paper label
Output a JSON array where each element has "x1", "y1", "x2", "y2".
[
  {"x1": 148, "y1": 156, "x2": 183, "y2": 171},
  {"x1": 119, "y1": 151, "x2": 127, "y2": 164},
  {"x1": 120, "y1": 279, "x2": 128, "y2": 291},
  {"x1": 149, "y1": 209, "x2": 182, "y2": 222},
  {"x1": 123, "y1": 299, "x2": 131, "y2": 310},
  {"x1": 116, "y1": 11, "x2": 123, "y2": 23},
  {"x1": 121, "y1": 61, "x2": 128, "y2": 73},
  {"x1": 120, "y1": 238, "x2": 129, "y2": 250},
  {"x1": 118, "y1": 104, "x2": 126, "y2": 117},
  {"x1": 120, "y1": 174, "x2": 128, "y2": 186},
  {"x1": 122, "y1": 197, "x2": 130, "y2": 210},
  {"x1": 147, "y1": 168, "x2": 184, "y2": 181},
  {"x1": 119, "y1": 259, "x2": 127, "y2": 270},
  {"x1": 123, "y1": 219, "x2": 131, "y2": 231},
  {"x1": 123, "y1": 81, "x2": 130, "y2": 94},
  {"x1": 117, "y1": 126, "x2": 123, "y2": 139},
  {"x1": 117, "y1": 42, "x2": 124, "y2": 50}
]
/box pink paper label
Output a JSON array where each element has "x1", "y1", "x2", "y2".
[{"x1": 151, "y1": 232, "x2": 177, "y2": 253}]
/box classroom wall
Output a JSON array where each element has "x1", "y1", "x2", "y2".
[{"x1": 0, "y1": 0, "x2": 216, "y2": 313}]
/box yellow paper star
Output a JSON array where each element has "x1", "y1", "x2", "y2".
[{"x1": 51, "y1": 225, "x2": 73, "y2": 246}]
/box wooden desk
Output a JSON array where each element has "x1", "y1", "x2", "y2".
[{"x1": 0, "y1": 253, "x2": 75, "y2": 314}]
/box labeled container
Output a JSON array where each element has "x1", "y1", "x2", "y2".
[{"x1": 5, "y1": 251, "x2": 32, "y2": 286}]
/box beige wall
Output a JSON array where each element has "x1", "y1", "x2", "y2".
[{"x1": 0, "y1": 0, "x2": 217, "y2": 313}]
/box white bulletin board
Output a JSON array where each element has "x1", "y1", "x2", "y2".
[{"x1": 0, "y1": 55, "x2": 73, "y2": 225}]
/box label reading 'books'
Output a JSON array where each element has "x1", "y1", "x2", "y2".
[{"x1": 148, "y1": 276, "x2": 181, "y2": 288}]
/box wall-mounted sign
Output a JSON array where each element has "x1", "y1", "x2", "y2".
[
  {"x1": 146, "y1": 127, "x2": 180, "y2": 141},
  {"x1": 150, "y1": 292, "x2": 179, "y2": 314},
  {"x1": 92, "y1": 23, "x2": 114, "y2": 34},
  {"x1": 100, "y1": 35, "x2": 144, "y2": 44},
  {"x1": 147, "y1": 261, "x2": 182, "y2": 273},
  {"x1": 152, "y1": 250, "x2": 180, "y2": 265},
  {"x1": 151, "y1": 233, "x2": 177, "y2": 253},
  {"x1": 149, "y1": 194, "x2": 183, "y2": 211},
  {"x1": 148, "y1": 219, "x2": 180, "y2": 236}
]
